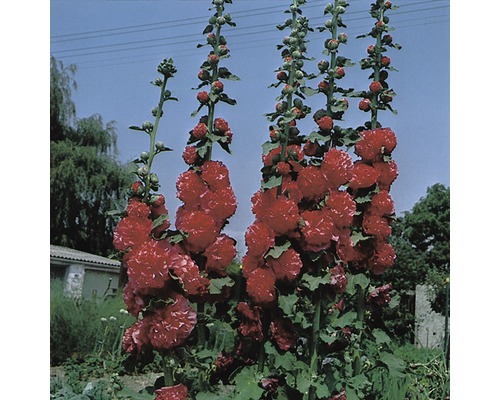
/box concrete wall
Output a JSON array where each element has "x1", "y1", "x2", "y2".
[{"x1": 414, "y1": 284, "x2": 448, "y2": 349}]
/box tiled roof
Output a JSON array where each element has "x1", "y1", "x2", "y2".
[{"x1": 50, "y1": 245, "x2": 121, "y2": 268}]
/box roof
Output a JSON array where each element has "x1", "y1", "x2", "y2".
[{"x1": 50, "y1": 245, "x2": 121, "y2": 268}]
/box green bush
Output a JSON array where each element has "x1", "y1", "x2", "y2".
[{"x1": 50, "y1": 280, "x2": 134, "y2": 365}]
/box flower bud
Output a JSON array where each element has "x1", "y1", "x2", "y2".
[
  {"x1": 211, "y1": 80, "x2": 224, "y2": 94},
  {"x1": 218, "y1": 44, "x2": 229, "y2": 56},
  {"x1": 142, "y1": 121, "x2": 154, "y2": 132},
  {"x1": 282, "y1": 84, "x2": 295, "y2": 95},
  {"x1": 216, "y1": 16, "x2": 226, "y2": 25},
  {"x1": 335, "y1": 6, "x2": 346, "y2": 14},
  {"x1": 197, "y1": 91, "x2": 210, "y2": 104},
  {"x1": 334, "y1": 66, "x2": 345, "y2": 78},
  {"x1": 277, "y1": 71, "x2": 288, "y2": 81},
  {"x1": 338, "y1": 33, "x2": 348, "y2": 43},
  {"x1": 150, "y1": 173, "x2": 159, "y2": 184},
  {"x1": 206, "y1": 33, "x2": 216, "y2": 44},
  {"x1": 369, "y1": 81, "x2": 383, "y2": 93},
  {"x1": 152, "y1": 77, "x2": 163, "y2": 87},
  {"x1": 318, "y1": 80, "x2": 329, "y2": 94},
  {"x1": 109, "y1": 316, "x2": 117, "y2": 322},
  {"x1": 318, "y1": 60, "x2": 330, "y2": 72},
  {"x1": 137, "y1": 166, "x2": 148, "y2": 177},
  {"x1": 325, "y1": 19, "x2": 333, "y2": 29},
  {"x1": 151, "y1": 106, "x2": 163, "y2": 118},
  {"x1": 358, "y1": 98, "x2": 372, "y2": 112},
  {"x1": 198, "y1": 69, "x2": 211, "y2": 81},
  {"x1": 324, "y1": 3, "x2": 334, "y2": 12},
  {"x1": 380, "y1": 56, "x2": 391, "y2": 67},
  {"x1": 382, "y1": 34, "x2": 393, "y2": 45},
  {"x1": 326, "y1": 39, "x2": 339, "y2": 51},
  {"x1": 295, "y1": 70, "x2": 304, "y2": 80},
  {"x1": 155, "y1": 141, "x2": 166, "y2": 151},
  {"x1": 140, "y1": 151, "x2": 149, "y2": 161}
]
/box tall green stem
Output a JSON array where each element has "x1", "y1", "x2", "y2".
[
  {"x1": 353, "y1": 283, "x2": 366, "y2": 376},
  {"x1": 308, "y1": 288, "x2": 322, "y2": 400},
  {"x1": 144, "y1": 77, "x2": 168, "y2": 196},
  {"x1": 371, "y1": 8, "x2": 385, "y2": 130}
]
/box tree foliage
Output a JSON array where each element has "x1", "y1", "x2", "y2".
[{"x1": 50, "y1": 56, "x2": 132, "y2": 256}]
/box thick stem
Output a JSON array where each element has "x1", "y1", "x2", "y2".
[
  {"x1": 308, "y1": 288, "x2": 322, "y2": 400},
  {"x1": 353, "y1": 283, "x2": 366, "y2": 376},
  {"x1": 161, "y1": 353, "x2": 174, "y2": 387}
]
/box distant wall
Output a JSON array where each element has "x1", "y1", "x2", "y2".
[{"x1": 414, "y1": 284, "x2": 448, "y2": 349}]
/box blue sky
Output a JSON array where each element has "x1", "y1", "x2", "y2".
[{"x1": 50, "y1": 0, "x2": 450, "y2": 254}]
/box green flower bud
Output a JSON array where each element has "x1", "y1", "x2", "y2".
[
  {"x1": 335, "y1": 6, "x2": 346, "y2": 14},
  {"x1": 155, "y1": 141, "x2": 166, "y2": 151},
  {"x1": 216, "y1": 16, "x2": 226, "y2": 25},
  {"x1": 140, "y1": 151, "x2": 149, "y2": 161},
  {"x1": 142, "y1": 121, "x2": 154, "y2": 132},
  {"x1": 137, "y1": 166, "x2": 148, "y2": 177},
  {"x1": 325, "y1": 3, "x2": 334, "y2": 12},
  {"x1": 295, "y1": 70, "x2": 304, "y2": 80},
  {"x1": 150, "y1": 173, "x2": 159, "y2": 184}
]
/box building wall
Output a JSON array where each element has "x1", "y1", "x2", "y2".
[{"x1": 414, "y1": 284, "x2": 448, "y2": 349}]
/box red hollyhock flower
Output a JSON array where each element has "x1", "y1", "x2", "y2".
[
  {"x1": 369, "y1": 81, "x2": 383, "y2": 93},
  {"x1": 245, "y1": 222, "x2": 276, "y2": 259},
  {"x1": 296, "y1": 164, "x2": 329, "y2": 201},
  {"x1": 354, "y1": 128, "x2": 397, "y2": 162},
  {"x1": 192, "y1": 122, "x2": 208, "y2": 139},
  {"x1": 321, "y1": 148, "x2": 353, "y2": 188},
  {"x1": 369, "y1": 241, "x2": 396, "y2": 274},
  {"x1": 241, "y1": 254, "x2": 264, "y2": 279},
  {"x1": 149, "y1": 294, "x2": 197, "y2": 351},
  {"x1": 362, "y1": 214, "x2": 392, "y2": 239},
  {"x1": 260, "y1": 194, "x2": 300, "y2": 236},
  {"x1": 126, "y1": 239, "x2": 172, "y2": 291},
  {"x1": 276, "y1": 161, "x2": 291, "y2": 175},
  {"x1": 368, "y1": 190, "x2": 395, "y2": 216},
  {"x1": 123, "y1": 282, "x2": 147, "y2": 317},
  {"x1": 266, "y1": 247, "x2": 302, "y2": 282},
  {"x1": 154, "y1": 384, "x2": 189, "y2": 400},
  {"x1": 236, "y1": 302, "x2": 264, "y2": 342},
  {"x1": 130, "y1": 181, "x2": 143, "y2": 195},
  {"x1": 367, "y1": 283, "x2": 392, "y2": 306},
  {"x1": 246, "y1": 267, "x2": 277, "y2": 306},
  {"x1": 329, "y1": 264, "x2": 347, "y2": 294},
  {"x1": 263, "y1": 146, "x2": 282, "y2": 167},
  {"x1": 200, "y1": 186, "x2": 237, "y2": 226},
  {"x1": 126, "y1": 198, "x2": 151, "y2": 218},
  {"x1": 373, "y1": 160, "x2": 398, "y2": 190},
  {"x1": 176, "y1": 210, "x2": 218, "y2": 253},
  {"x1": 182, "y1": 145, "x2": 199, "y2": 165},
  {"x1": 200, "y1": 160, "x2": 231, "y2": 190},
  {"x1": 303, "y1": 140, "x2": 319, "y2": 157},
  {"x1": 270, "y1": 316, "x2": 296, "y2": 351},
  {"x1": 203, "y1": 234, "x2": 236, "y2": 276},
  {"x1": 325, "y1": 190, "x2": 356, "y2": 228},
  {"x1": 317, "y1": 115, "x2": 334, "y2": 131},
  {"x1": 212, "y1": 80, "x2": 224, "y2": 94},
  {"x1": 359, "y1": 98, "x2": 372, "y2": 112},
  {"x1": 329, "y1": 388, "x2": 347, "y2": 400},
  {"x1": 349, "y1": 162, "x2": 380, "y2": 190},
  {"x1": 176, "y1": 169, "x2": 209, "y2": 206},
  {"x1": 113, "y1": 214, "x2": 153, "y2": 252},
  {"x1": 337, "y1": 234, "x2": 371, "y2": 264},
  {"x1": 169, "y1": 252, "x2": 210, "y2": 297},
  {"x1": 300, "y1": 209, "x2": 335, "y2": 251},
  {"x1": 122, "y1": 318, "x2": 151, "y2": 357},
  {"x1": 150, "y1": 195, "x2": 171, "y2": 236},
  {"x1": 214, "y1": 117, "x2": 229, "y2": 133}
]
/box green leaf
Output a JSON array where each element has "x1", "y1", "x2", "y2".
[
  {"x1": 266, "y1": 241, "x2": 291, "y2": 259},
  {"x1": 334, "y1": 310, "x2": 357, "y2": 328},
  {"x1": 152, "y1": 213, "x2": 169, "y2": 230},
  {"x1": 372, "y1": 328, "x2": 391, "y2": 345},
  {"x1": 301, "y1": 272, "x2": 331, "y2": 291},
  {"x1": 128, "y1": 125, "x2": 145, "y2": 132},
  {"x1": 196, "y1": 393, "x2": 232, "y2": 400},
  {"x1": 379, "y1": 352, "x2": 406, "y2": 377},
  {"x1": 262, "y1": 141, "x2": 280, "y2": 156},
  {"x1": 351, "y1": 273, "x2": 370, "y2": 289},
  {"x1": 232, "y1": 366, "x2": 266, "y2": 400},
  {"x1": 350, "y1": 231, "x2": 370, "y2": 245},
  {"x1": 208, "y1": 277, "x2": 235, "y2": 295},
  {"x1": 117, "y1": 386, "x2": 154, "y2": 399},
  {"x1": 278, "y1": 293, "x2": 299, "y2": 317},
  {"x1": 202, "y1": 24, "x2": 213, "y2": 34},
  {"x1": 169, "y1": 232, "x2": 186, "y2": 244},
  {"x1": 261, "y1": 175, "x2": 282, "y2": 190},
  {"x1": 301, "y1": 86, "x2": 318, "y2": 97}
]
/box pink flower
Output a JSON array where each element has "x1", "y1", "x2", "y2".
[
  {"x1": 122, "y1": 318, "x2": 151, "y2": 357},
  {"x1": 169, "y1": 252, "x2": 210, "y2": 297}
]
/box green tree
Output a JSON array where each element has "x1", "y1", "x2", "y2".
[
  {"x1": 375, "y1": 183, "x2": 450, "y2": 341},
  {"x1": 50, "y1": 56, "x2": 132, "y2": 256}
]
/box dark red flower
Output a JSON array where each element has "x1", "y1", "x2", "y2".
[
  {"x1": 303, "y1": 140, "x2": 320, "y2": 157},
  {"x1": 373, "y1": 160, "x2": 398, "y2": 190},
  {"x1": 266, "y1": 248, "x2": 302, "y2": 282},
  {"x1": 276, "y1": 161, "x2": 291, "y2": 175},
  {"x1": 182, "y1": 145, "x2": 199, "y2": 165},
  {"x1": 203, "y1": 234, "x2": 236, "y2": 276},
  {"x1": 263, "y1": 147, "x2": 282, "y2": 167},
  {"x1": 123, "y1": 282, "x2": 147, "y2": 317},
  {"x1": 241, "y1": 254, "x2": 263, "y2": 279},
  {"x1": 329, "y1": 388, "x2": 347, "y2": 400},
  {"x1": 300, "y1": 209, "x2": 335, "y2": 251},
  {"x1": 324, "y1": 190, "x2": 356, "y2": 228},
  {"x1": 362, "y1": 214, "x2": 392, "y2": 239},
  {"x1": 200, "y1": 160, "x2": 231, "y2": 191},
  {"x1": 197, "y1": 90, "x2": 210, "y2": 104},
  {"x1": 236, "y1": 302, "x2": 264, "y2": 342},
  {"x1": 214, "y1": 117, "x2": 229, "y2": 133},
  {"x1": 349, "y1": 162, "x2": 380, "y2": 190},
  {"x1": 148, "y1": 294, "x2": 197, "y2": 351},
  {"x1": 122, "y1": 318, "x2": 151, "y2": 357},
  {"x1": 317, "y1": 115, "x2": 334, "y2": 131},
  {"x1": 126, "y1": 239, "x2": 172, "y2": 290},
  {"x1": 329, "y1": 264, "x2": 347, "y2": 294},
  {"x1": 368, "y1": 190, "x2": 395, "y2": 216},
  {"x1": 113, "y1": 214, "x2": 153, "y2": 252},
  {"x1": 369, "y1": 241, "x2": 396, "y2": 274},
  {"x1": 245, "y1": 222, "x2": 275, "y2": 259},
  {"x1": 169, "y1": 252, "x2": 210, "y2": 297},
  {"x1": 321, "y1": 148, "x2": 353, "y2": 188},
  {"x1": 192, "y1": 122, "x2": 208, "y2": 139},
  {"x1": 270, "y1": 316, "x2": 296, "y2": 351},
  {"x1": 354, "y1": 128, "x2": 397, "y2": 162},
  {"x1": 176, "y1": 169, "x2": 209, "y2": 206},
  {"x1": 246, "y1": 267, "x2": 277, "y2": 306},
  {"x1": 367, "y1": 283, "x2": 392, "y2": 306},
  {"x1": 297, "y1": 165, "x2": 329, "y2": 201},
  {"x1": 154, "y1": 384, "x2": 189, "y2": 400},
  {"x1": 176, "y1": 210, "x2": 218, "y2": 253}
]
